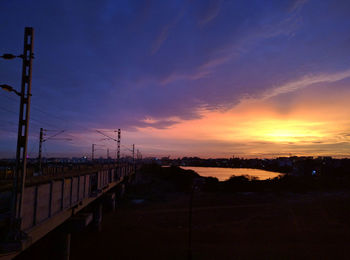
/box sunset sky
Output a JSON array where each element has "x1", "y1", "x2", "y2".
[{"x1": 1, "y1": 0, "x2": 350, "y2": 158}]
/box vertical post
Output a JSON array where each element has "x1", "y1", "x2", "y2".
[
  {"x1": 107, "y1": 148, "x2": 109, "y2": 159},
  {"x1": 117, "y1": 129, "x2": 121, "y2": 161},
  {"x1": 12, "y1": 27, "x2": 34, "y2": 236},
  {"x1": 116, "y1": 129, "x2": 121, "y2": 182},
  {"x1": 91, "y1": 144, "x2": 95, "y2": 161},
  {"x1": 77, "y1": 176, "x2": 80, "y2": 201},
  {"x1": 62, "y1": 233, "x2": 71, "y2": 260},
  {"x1": 83, "y1": 175, "x2": 86, "y2": 198},
  {"x1": 132, "y1": 144, "x2": 135, "y2": 174},
  {"x1": 69, "y1": 178, "x2": 73, "y2": 206},
  {"x1": 54, "y1": 229, "x2": 71, "y2": 260},
  {"x1": 61, "y1": 179, "x2": 64, "y2": 210},
  {"x1": 38, "y1": 127, "x2": 43, "y2": 175},
  {"x1": 93, "y1": 203, "x2": 103, "y2": 232},
  {"x1": 48, "y1": 181, "x2": 53, "y2": 217},
  {"x1": 33, "y1": 185, "x2": 38, "y2": 226},
  {"x1": 188, "y1": 184, "x2": 195, "y2": 260},
  {"x1": 106, "y1": 192, "x2": 116, "y2": 212}
]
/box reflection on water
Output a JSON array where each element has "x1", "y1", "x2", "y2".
[{"x1": 180, "y1": 166, "x2": 282, "y2": 181}]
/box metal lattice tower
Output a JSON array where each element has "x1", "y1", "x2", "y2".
[
  {"x1": 117, "y1": 129, "x2": 121, "y2": 161},
  {"x1": 13, "y1": 27, "x2": 34, "y2": 232}
]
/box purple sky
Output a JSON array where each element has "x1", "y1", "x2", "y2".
[{"x1": 1, "y1": 0, "x2": 350, "y2": 158}]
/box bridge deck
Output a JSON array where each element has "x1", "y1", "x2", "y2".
[{"x1": 0, "y1": 163, "x2": 135, "y2": 259}]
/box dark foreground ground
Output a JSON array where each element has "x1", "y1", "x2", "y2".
[{"x1": 16, "y1": 189, "x2": 350, "y2": 260}]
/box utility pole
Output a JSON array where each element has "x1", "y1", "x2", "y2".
[
  {"x1": 96, "y1": 129, "x2": 121, "y2": 161},
  {"x1": 38, "y1": 128, "x2": 44, "y2": 174},
  {"x1": 132, "y1": 144, "x2": 135, "y2": 174},
  {"x1": 37, "y1": 129, "x2": 69, "y2": 174},
  {"x1": 91, "y1": 143, "x2": 105, "y2": 161},
  {"x1": 107, "y1": 148, "x2": 109, "y2": 159},
  {"x1": 136, "y1": 149, "x2": 142, "y2": 160},
  {"x1": 13, "y1": 27, "x2": 34, "y2": 235},
  {"x1": 92, "y1": 144, "x2": 95, "y2": 161},
  {"x1": 117, "y1": 129, "x2": 121, "y2": 161}
]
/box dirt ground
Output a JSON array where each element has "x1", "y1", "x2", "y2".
[{"x1": 16, "y1": 190, "x2": 350, "y2": 260}]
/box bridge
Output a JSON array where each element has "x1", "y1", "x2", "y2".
[
  {"x1": 0, "y1": 162, "x2": 136, "y2": 260},
  {"x1": 0, "y1": 27, "x2": 140, "y2": 259}
]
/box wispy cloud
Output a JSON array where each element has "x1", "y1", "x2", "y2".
[
  {"x1": 151, "y1": 5, "x2": 188, "y2": 55},
  {"x1": 158, "y1": 9, "x2": 304, "y2": 86},
  {"x1": 262, "y1": 69, "x2": 350, "y2": 100},
  {"x1": 151, "y1": 23, "x2": 173, "y2": 55},
  {"x1": 137, "y1": 118, "x2": 179, "y2": 129},
  {"x1": 197, "y1": 0, "x2": 223, "y2": 25},
  {"x1": 289, "y1": 0, "x2": 309, "y2": 12},
  {"x1": 160, "y1": 69, "x2": 211, "y2": 85},
  {"x1": 187, "y1": 4, "x2": 305, "y2": 81}
]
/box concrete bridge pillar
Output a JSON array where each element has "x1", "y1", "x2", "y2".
[
  {"x1": 61, "y1": 232, "x2": 71, "y2": 260},
  {"x1": 129, "y1": 173, "x2": 135, "y2": 184},
  {"x1": 118, "y1": 184, "x2": 126, "y2": 198},
  {"x1": 106, "y1": 192, "x2": 117, "y2": 212},
  {"x1": 53, "y1": 229, "x2": 71, "y2": 260},
  {"x1": 93, "y1": 203, "x2": 103, "y2": 232}
]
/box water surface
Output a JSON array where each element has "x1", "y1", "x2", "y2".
[{"x1": 180, "y1": 166, "x2": 282, "y2": 181}]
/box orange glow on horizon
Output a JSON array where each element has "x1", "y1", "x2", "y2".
[{"x1": 128, "y1": 84, "x2": 350, "y2": 158}]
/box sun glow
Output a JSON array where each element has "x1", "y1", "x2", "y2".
[
  {"x1": 131, "y1": 87, "x2": 350, "y2": 158},
  {"x1": 245, "y1": 120, "x2": 326, "y2": 143}
]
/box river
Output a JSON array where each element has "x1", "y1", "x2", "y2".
[{"x1": 180, "y1": 166, "x2": 282, "y2": 181}]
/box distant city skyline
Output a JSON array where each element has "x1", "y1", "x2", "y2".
[{"x1": 1, "y1": 0, "x2": 350, "y2": 159}]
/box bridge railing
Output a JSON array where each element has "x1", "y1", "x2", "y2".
[
  {"x1": 18, "y1": 163, "x2": 134, "y2": 231},
  {"x1": 0, "y1": 162, "x2": 126, "y2": 179},
  {"x1": 0, "y1": 162, "x2": 137, "y2": 193}
]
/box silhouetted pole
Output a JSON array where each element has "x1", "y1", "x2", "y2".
[
  {"x1": 37, "y1": 129, "x2": 68, "y2": 173},
  {"x1": 38, "y1": 127, "x2": 43, "y2": 174},
  {"x1": 92, "y1": 144, "x2": 95, "y2": 160},
  {"x1": 137, "y1": 149, "x2": 142, "y2": 160},
  {"x1": 117, "y1": 129, "x2": 121, "y2": 161},
  {"x1": 107, "y1": 148, "x2": 109, "y2": 159},
  {"x1": 132, "y1": 144, "x2": 135, "y2": 162},
  {"x1": 13, "y1": 27, "x2": 34, "y2": 235}
]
